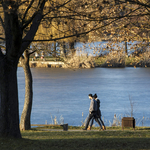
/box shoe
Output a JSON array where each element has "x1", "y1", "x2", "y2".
[
  {"x1": 102, "y1": 126, "x2": 106, "y2": 130},
  {"x1": 87, "y1": 126, "x2": 91, "y2": 130}
]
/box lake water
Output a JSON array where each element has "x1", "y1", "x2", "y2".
[{"x1": 18, "y1": 67, "x2": 150, "y2": 127}]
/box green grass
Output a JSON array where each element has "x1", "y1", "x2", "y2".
[
  {"x1": 95, "y1": 56, "x2": 150, "y2": 67},
  {"x1": 94, "y1": 57, "x2": 106, "y2": 67},
  {"x1": 0, "y1": 127, "x2": 150, "y2": 150}
]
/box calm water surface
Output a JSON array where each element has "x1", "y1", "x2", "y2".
[{"x1": 18, "y1": 67, "x2": 150, "y2": 126}]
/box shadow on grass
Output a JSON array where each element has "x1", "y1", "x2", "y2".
[
  {"x1": 136, "y1": 127, "x2": 150, "y2": 131},
  {"x1": 0, "y1": 136, "x2": 150, "y2": 150}
]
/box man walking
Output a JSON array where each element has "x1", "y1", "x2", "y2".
[
  {"x1": 83, "y1": 94, "x2": 102, "y2": 130},
  {"x1": 88, "y1": 94, "x2": 106, "y2": 130}
]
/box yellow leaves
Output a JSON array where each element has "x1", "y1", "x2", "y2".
[
  {"x1": 8, "y1": 5, "x2": 12, "y2": 10},
  {"x1": 120, "y1": 4, "x2": 124, "y2": 10}
]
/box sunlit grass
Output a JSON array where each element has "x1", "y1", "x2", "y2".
[
  {"x1": 95, "y1": 55, "x2": 150, "y2": 68},
  {"x1": 1, "y1": 127, "x2": 150, "y2": 150}
]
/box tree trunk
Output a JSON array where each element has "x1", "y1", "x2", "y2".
[
  {"x1": 125, "y1": 41, "x2": 128, "y2": 55},
  {"x1": 53, "y1": 41, "x2": 57, "y2": 58},
  {"x1": 60, "y1": 42, "x2": 67, "y2": 58},
  {"x1": 69, "y1": 42, "x2": 76, "y2": 57},
  {"x1": 0, "y1": 0, "x2": 45, "y2": 138},
  {"x1": 20, "y1": 50, "x2": 33, "y2": 131},
  {"x1": 0, "y1": 57, "x2": 21, "y2": 138}
]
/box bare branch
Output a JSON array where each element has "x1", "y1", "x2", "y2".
[
  {"x1": 0, "y1": 37, "x2": 5, "y2": 41},
  {"x1": 22, "y1": 0, "x2": 35, "y2": 25},
  {"x1": 20, "y1": 0, "x2": 46, "y2": 56},
  {"x1": 0, "y1": 16, "x2": 5, "y2": 29},
  {"x1": 43, "y1": 0, "x2": 72, "y2": 17},
  {"x1": 22, "y1": 12, "x2": 38, "y2": 30},
  {"x1": 23, "y1": 17, "x2": 118, "y2": 42},
  {"x1": 119, "y1": 0, "x2": 150, "y2": 8},
  {"x1": 28, "y1": 50, "x2": 36, "y2": 55},
  {"x1": 22, "y1": 0, "x2": 45, "y2": 29}
]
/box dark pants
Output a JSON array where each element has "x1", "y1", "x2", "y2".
[
  {"x1": 84, "y1": 112, "x2": 102, "y2": 129},
  {"x1": 99, "y1": 117, "x2": 105, "y2": 127},
  {"x1": 90, "y1": 116, "x2": 104, "y2": 128},
  {"x1": 90, "y1": 109, "x2": 105, "y2": 128}
]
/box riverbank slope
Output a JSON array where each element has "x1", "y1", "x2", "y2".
[{"x1": 18, "y1": 56, "x2": 150, "y2": 68}]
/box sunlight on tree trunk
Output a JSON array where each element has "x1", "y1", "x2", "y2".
[{"x1": 20, "y1": 50, "x2": 33, "y2": 131}]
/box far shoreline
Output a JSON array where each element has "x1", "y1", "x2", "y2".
[{"x1": 18, "y1": 60, "x2": 150, "y2": 69}]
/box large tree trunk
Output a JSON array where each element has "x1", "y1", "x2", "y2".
[
  {"x1": 20, "y1": 50, "x2": 33, "y2": 131},
  {"x1": 0, "y1": 0, "x2": 45, "y2": 138},
  {"x1": 0, "y1": 1, "x2": 22, "y2": 138},
  {"x1": 0, "y1": 57, "x2": 21, "y2": 138}
]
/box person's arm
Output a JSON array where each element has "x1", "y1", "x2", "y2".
[{"x1": 89, "y1": 99, "x2": 94, "y2": 113}]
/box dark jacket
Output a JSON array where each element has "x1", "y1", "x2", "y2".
[{"x1": 96, "y1": 98, "x2": 101, "y2": 117}]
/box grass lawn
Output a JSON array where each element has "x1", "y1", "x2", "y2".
[{"x1": 0, "y1": 127, "x2": 150, "y2": 150}]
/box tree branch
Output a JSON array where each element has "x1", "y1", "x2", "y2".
[
  {"x1": 43, "y1": 0, "x2": 72, "y2": 17},
  {"x1": 20, "y1": 0, "x2": 46, "y2": 56},
  {"x1": 22, "y1": 17, "x2": 120, "y2": 42},
  {"x1": 22, "y1": 4, "x2": 145, "y2": 43},
  {"x1": 22, "y1": 0, "x2": 45, "y2": 30},
  {"x1": 28, "y1": 50, "x2": 36, "y2": 56},
  {"x1": 22, "y1": 12, "x2": 38, "y2": 30},
  {"x1": 22, "y1": 0, "x2": 35, "y2": 26},
  {"x1": 0, "y1": 16, "x2": 5, "y2": 29},
  {"x1": 0, "y1": 37, "x2": 5, "y2": 41},
  {"x1": 119, "y1": 0, "x2": 150, "y2": 8}
]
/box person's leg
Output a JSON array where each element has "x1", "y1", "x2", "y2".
[
  {"x1": 83, "y1": 113, "x2": 94, "y2": 130},
  {"x1": 87, "y1": 118, "x2": 94, "y2": 130},
  {"x1": 94, "y1": 114, "x2": 102, "y2": 129},
  {"x1": 99, "y1": 117, "x2": 106, "y2": 130},
  {"x1": 90, "y1": 118, "x2": 94, "y2": 127}
]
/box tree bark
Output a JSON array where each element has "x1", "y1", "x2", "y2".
[
  {"x1": 0, "y1": 57, "x2": 21, "y2": 138},
  {"x1": 0, "y1": 0, "x2": 45, "y2": 138},
  {"x1": 20, "y1": 50, "x2": 33, "y2": 131},
  {"x1": 0, "y1": 1, "x2": 22, "y2": 138}
]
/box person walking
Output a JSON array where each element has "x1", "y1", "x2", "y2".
[
  {"x1": 83, "y1": 94, "x2": 102, "y2": 130},
  {"x1": 88, "y1": 94, "x2": 106, "y2": 130}
]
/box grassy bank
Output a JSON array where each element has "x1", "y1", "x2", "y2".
[
  {"x1": 1, "y1": 127, "x2": 150, "y2": 150},
  {"x1": 95, "y1": 56, "x2": 150, "y2": 68},
  {"x1": 18, "y1": 51, "x2": 150, "y2": 68}
]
